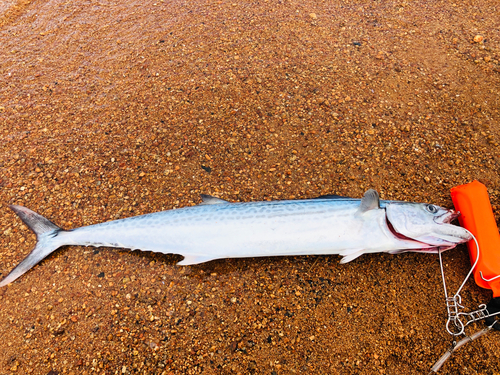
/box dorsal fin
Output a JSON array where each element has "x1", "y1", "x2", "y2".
[
  {"x1": 199, "y1": 194, "x2": 230, "y2": 205},
  {"x1": 314, "y1": 194, "x2": 349, "y2": 200},
  {"x1": 357, "y1": 189, "x2": 380, "y2": 214}
]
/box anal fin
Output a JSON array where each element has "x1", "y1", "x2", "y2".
[{"x1": 176, "y1": 255, "x2": 217, "y2": 266}]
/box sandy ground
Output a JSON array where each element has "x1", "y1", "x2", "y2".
[{"x1": 1, "y1": 0, "x2": 500, "y2": 374}]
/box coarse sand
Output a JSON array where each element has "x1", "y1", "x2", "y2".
[{"x1": 1, "y1": 0, "x2": 500, "y2": 374}]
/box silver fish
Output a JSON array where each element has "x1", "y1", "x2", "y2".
[{"x1": 0, "y1": 189, "x2": 471, "y2": 287}]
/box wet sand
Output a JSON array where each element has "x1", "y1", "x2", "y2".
[{"x1": 1, "y1": 0, "x2": 500, "y2": 373}]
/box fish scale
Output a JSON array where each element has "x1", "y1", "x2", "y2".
[
  {"x1": 0, "y1": 189, "x2": 471, "y2": 287},
  {"x1": 64, "y1": 200, "x2": 361, "y2": 255}
]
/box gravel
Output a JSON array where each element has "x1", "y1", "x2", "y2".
[{"x1": 0, "y1": 0, "x2": 499, "y2": 374}]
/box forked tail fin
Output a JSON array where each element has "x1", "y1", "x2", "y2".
[{"x1": 0, "y1": 205, "x2": 63, "y2": 287}]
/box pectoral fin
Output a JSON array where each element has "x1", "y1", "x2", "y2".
[{"x1": 339, "y1": 250, "x2": 366, "y2": 264}]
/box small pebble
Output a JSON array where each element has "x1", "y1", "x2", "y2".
[{"x1": 473, "y1": 34, "x2": 484, "y2": 43}]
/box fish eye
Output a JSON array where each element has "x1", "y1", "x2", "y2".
[{"x1": 426, "y1": 204, "x2": 438, "y2": 214}]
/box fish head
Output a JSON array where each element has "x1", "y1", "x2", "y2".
[{"x1": 385, "y1": 202, "x2": 472, "y2": 247}]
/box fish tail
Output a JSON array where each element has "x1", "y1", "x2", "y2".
[{"x1": 0, "y1": 205, "x2": 64, "y2": 287}]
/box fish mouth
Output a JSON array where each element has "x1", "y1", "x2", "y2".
[
  {"x1": 434, "y1": 210, "x2": 460, "y2": 224},
  {"x1": 385, "y1": 207, "x2": 470, "y2": 246},
  {"x1": 385, "y1": 214, "x2": 457, "y2": 250}
]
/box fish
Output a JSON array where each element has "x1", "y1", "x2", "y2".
[{"x1": 0, "y1": 189, "x2": 471, "y2": 287}]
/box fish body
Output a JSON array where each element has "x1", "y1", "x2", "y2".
[{"x1": 0, "y1": 190, "x2": 471, "y2": 287}]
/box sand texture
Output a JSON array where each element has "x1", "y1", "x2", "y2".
[{"x1": 1, "y1": 0, "x2": 500, "y2": 373}]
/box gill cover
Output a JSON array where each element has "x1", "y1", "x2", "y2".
[{"x1": 385, "y1": 202, "x2": 471, "y2": 246}]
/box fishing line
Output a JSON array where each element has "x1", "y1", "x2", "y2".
[
  {"x1": 432, "y1": 229, "x2": 500, "y2": 373},
  {"x1": 438, "y1": 229, "x2": 481, "y2": 336},
  {"x1": 452, "y1": 229, "x2": 480, "y2": 302}
]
